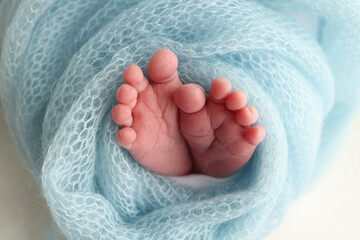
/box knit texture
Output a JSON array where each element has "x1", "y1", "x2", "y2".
[{"x1": 0, "y1": 0, "x2": 359, "y2": 239}]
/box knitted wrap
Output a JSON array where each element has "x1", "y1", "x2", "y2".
[{"x1": 0, "y1": 0, "x2": 359, "y2": 239}]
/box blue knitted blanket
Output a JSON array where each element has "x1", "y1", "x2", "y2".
[{"x1": 1, "y1": 0, "x2": 359, "y2": 239}]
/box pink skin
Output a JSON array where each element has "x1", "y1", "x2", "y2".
[{"x1": 112, "y1": 49, "x2": 265, "y2": 178}]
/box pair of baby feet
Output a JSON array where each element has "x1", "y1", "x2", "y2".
[{"x1": 112, "y1": 49, "x2": 265, "y2": 178}]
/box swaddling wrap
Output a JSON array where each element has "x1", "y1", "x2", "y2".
[{"x1": 0, "y1": 0, "x2": 359, "y2": 239}]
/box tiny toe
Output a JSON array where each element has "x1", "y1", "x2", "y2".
[
  {"x1": 112, "y1": 104, "x2": 133, "y2": 127},
  {"x1": 147, "y1": 49, "x2": 178, "y2": 83},
  {"x1": 116, "y1": 127, "x2": 137, "y2": 149},
  {"x1": 235, "y1": 106, "x2": 258, "y2": 126},
  {"x1": 225, "y1": 90, "x2": 247, "y2": 111},
  {"x1": 245, "y1": 125, "x2": 266, "y2": 146},
  {"x1": 116, "y1": 84, "x2": 138, "y2": 108},
  {"x1": 173, "y1": 84, "x2": 206, "y2": 113},
  {"x1": 123, "y1": 64, "x2": 148, "y2": 92},
  {"x1": 209, "y1": 78, "x2": 232, "y2": 103}
]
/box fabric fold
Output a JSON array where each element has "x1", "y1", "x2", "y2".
[{"x1": 0, "y1": 0, "x2": 359, "y2": 239}]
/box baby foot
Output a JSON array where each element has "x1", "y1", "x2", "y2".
[
  {"x1": 112, "y1": 49, "x2": 192, "y2": 176},
  {"x1": 173, "y1": 78, "x2": 266, "y2": 178},
  {"x1": 113, "y1": 49, "x2": 265, "y2": 178}
]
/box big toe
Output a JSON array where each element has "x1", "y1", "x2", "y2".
[
  {"x1": 147, "y1": 49, "x2": 178, "y2": 83},
  {"x1": 174, "y1": 84, "x2": 206, "y2": 113}
]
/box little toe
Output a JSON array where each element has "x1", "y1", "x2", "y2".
[
  {"x1": 173, "y1": 84, "x2": 206, "y2": 113},
  {"x1": 209, "y1": 78, "x2": 232, "y2": 103},
  {"x1": 116, "y1": 127, "x2": 137, "y2": 149},
  {"x1": 123, "y1": 64, "x2": 148, "y2": 92},
  {"x1": 225, "y1": 90, "x2": 247, "y2": 111},
  {"x1": 112, "y1": 104, "x2": 133, "y2": 127},
  {"x1": 147, "y1": 49, "x2": 179, "y2": 83},
  {"x1": 116, "y1": 84, "x2": 138, "y2": 108},
  {"x1": 235, "y1": 106, "x2": 258, "y2": 126},
  {"x1": 244, "y1": 125, "x2": 266, "y2": 146}
]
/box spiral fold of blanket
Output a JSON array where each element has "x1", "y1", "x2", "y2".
[{"x1": 0, "y1": 0, "x2": 359, "y2": 239}]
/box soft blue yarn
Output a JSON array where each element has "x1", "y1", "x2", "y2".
[{"x1": 0, "y1": 0, "x2": 359, "y2": 239}]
